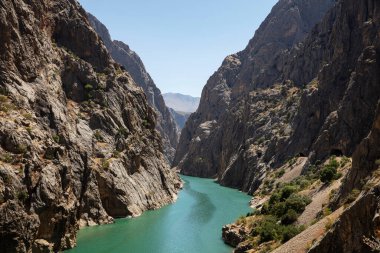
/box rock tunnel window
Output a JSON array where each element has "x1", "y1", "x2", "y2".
[{"x1": 330, "y1": 149, "x2": 343, "y2": 157}]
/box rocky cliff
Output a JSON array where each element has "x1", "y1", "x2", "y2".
[
  {"x1": 0, "y1": 0, "x2": 180, "y2": 252},
  {"x1": 175, "y1": 0, "x2": 380, "y2": 251},
  {"x1": 174, "y1": 0, "x2": 336, "y2": 192},
  {"x1": 87, "y1": 14, "x2": 179, "y2": 162}
]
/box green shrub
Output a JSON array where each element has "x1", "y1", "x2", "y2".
[
  {"x1": 320, "y1": 157, "x2": 340, "y2": 183},
  {"x1": 142, "y1": 119, "x2": 149, "y2": 127},
  {"x1": 281, "y1": 209, "x2": 299, "y2": 225},
  {"x1": 84, "y1": 83, "x2": 93, "y2": 90},
  {"x1": 346, "y1": 189, "x2": 360, "y2": 204},
  {"x1": 52, "y1": 134, "x2": 60, "y2": 144},
  {"x1": 17, "y1": 190, "x2": 28, "y2": 202},
  {"x1": 280, "y1": 185, "x2": 298, "y2": 200},
  {"x1": 117, "y1": 128, "x2": 129, "y2": 138},
  {"x1": 94, "y1": 130, "x2": 103, "y2": 142},
  {"x1": 100, "y1": 158, "x2": 110, "y2": 170},
  {"x1": 0, "y1": 95, "x2": 8, "y2": 103},
  {"x1": 275, "y1": 169, "x2": 286, "y2": 178},
  {"x1": 284, "y1": 194, "x2": 311, "y2": 214},
  {"x1": 281, "y1": 225, "x2": 303, "y2": 243},
  {"x1": 340, "y1": 156, "x2": 350, "y2": 167},
  {"x1": 16, "y1": 144, "x2": 27, "y2": 154},
  {"x1": 251, "y1": 216, "x2": 304, "y2": 243},
  {"x1": 320, "y1": 166, "x2": 337, "y2": 183},
  {"x1": 22, "y1": 113, "x2": 33, "y2": 120},
  {"x1": 112, "y1": 150, "x2": 120, "y2": 158},
  {"x1": 1, "y1": 153, "x2": 13, "y2": 163},
  {"x1": 252, "y1": 216, "x2": 281, "y2": 243}
]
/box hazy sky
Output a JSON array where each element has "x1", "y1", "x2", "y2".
[{"x1": 78, "y1": 0, "x2": 278, "y2": 97}]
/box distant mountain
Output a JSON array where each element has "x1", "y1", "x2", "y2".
[{"x1": 162, "y1": 93, "x2": 200, "y2": 113}]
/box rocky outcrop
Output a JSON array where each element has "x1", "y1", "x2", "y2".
[
  {"x1": 0, "y1": 0, "x2": 180, "y2": 252},
  {"x1": 87, "y1": 14, "x2": 179, "y2": 162},
  {"x1": 309, "y1": 186, "x2": 379, "y2": 253},
  {"x1": 174, "y1": 0, "x2": 335, "y2": 193},
  {"x1": 222, "y1": 224, "x2": 248, "y2": 248}
]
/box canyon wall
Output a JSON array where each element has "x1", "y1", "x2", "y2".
[{"x1": 0, "y1": 0, "x2": 180, "y2": 252}]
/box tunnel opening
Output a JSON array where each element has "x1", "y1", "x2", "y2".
[{"x1": 330, "y1": 149, "x2": 343, "y2": 157}]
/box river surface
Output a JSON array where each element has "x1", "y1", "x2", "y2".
[{"x1": 66, "y1": 175, "x2": 252, "y2": 253}]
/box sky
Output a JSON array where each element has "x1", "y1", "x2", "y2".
[{"x1": 78, "y1": 0, "x2": 278, "y2": 97}]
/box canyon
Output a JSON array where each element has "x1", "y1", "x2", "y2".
[{"x1": 1, "y1": 0, "x2": 380, "y2": 252}]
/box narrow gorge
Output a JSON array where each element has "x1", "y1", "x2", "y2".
[{"x1": 1, "y1": 0, "x2": 379, "y2": 252}]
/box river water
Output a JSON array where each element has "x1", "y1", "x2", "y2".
[{"x1": 66, "y1": 175, "x2": 252, "y2": 253}]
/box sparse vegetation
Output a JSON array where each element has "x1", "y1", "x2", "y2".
[
  {"x1": 112, "y1": 150, "x2": 121, "y2": 158},
  {"x1": 0, "y1": 95, "x2": 16, "y2": 112},
  {"x1": 340, "y1": 156, "x2": 350, "y2": 167},
  {"x1": 16, "y1": 144, "x2": 27, "y2": 154},
  {"x1": 287, "y1": 157, "x2": 297, "y2": 166},
  {"x1": 17, "y1": 190, "x2": 28, "y2": 202},
  {"x1": 22, "y1": 113, "x2": 33, "y2": 121},
  {"x1": 116, "y1": 68, "x2": 123, "y2": 75},
  {"x1": 94, "y1": 130, "x2": 104, "y2": 142},
  {"x1": 96, "y1": 72, "x2": 106, "y2": 79},
  {"x1": 84, "y1": 83, "x2": 94, "y2": 90},
  {"x1": 26, "y1": 127, "x2": 32, "y2": 135},
  {"x1": 100, "y1": 158, "x2": 110, "y2": 170},
  {"x1": 0, "y1": 153, "x2": 14, "y2": 163},
  {"x1": 52, "y1": 134, "x2": 60, "y2": 144},
  {"x1": 117, "y1": 128, "x2": 129, "y2": 138},
  {"x1": 251, "y1": 216, "x2": 304, "y2": 243},
  {"x1": 346, "y1": 189, "x2": 360, "y2": 204},
  {"x1": 324, "y1": 217, "x2": 333, "y2": 231},
  {"x1": 275, "y1": 169, "x2": 286, "y2": 178},
  {"x1": 142, "y1": 119, "x2": 149, "y2": 127},
  {"x1": 1, "y1": 173, "x2": 11, "y2": 184}
]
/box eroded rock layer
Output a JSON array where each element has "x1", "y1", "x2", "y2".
[{"x1": 0, "y1": 0, "x2": 180, "y2": 252}]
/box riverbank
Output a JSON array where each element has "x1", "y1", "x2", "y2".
[{"x1": 66, "y1": 175, "x2": 252, "y2": 253}]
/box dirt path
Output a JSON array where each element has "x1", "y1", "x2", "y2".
[
  {"x1": 277, "y1": 157, "x2": 308, "y2": 184},
  {"x1": 271, "y1": 207, "x2": 344, "y2": 253},
  {"x1": 297, "y1": 179, "x2": 341, "y2": 225}
]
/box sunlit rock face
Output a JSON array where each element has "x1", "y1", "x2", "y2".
[{"x1": 0, "y1": 0, "x2": 180, "y2": 251}]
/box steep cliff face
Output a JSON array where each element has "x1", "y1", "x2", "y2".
[
  {"x1": 0, "y1": 0, "x2": 180, "y2": 252},
  {"x1": 174, "y1": 0, "x2": 380, "y2": 251},
  {"x1": 87, "y1": 14, "x2": 179, "y2": 162},
  {"x1": 174, "y1": 0, "x2": 336, "y2": 193}
]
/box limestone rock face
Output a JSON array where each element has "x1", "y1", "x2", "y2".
[
  {"x1": 87, "y1": 13, "x2": 179, "y2": 162},
  {"x1": 174, "y1": 0, "x2": 335, "y2": 193},
  {"x1": 0, "y1": 0, "x2": 180, "y2": 252}
]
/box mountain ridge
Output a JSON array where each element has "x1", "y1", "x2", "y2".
[{"x1": 162, "y1": 92, "x2": 200, "y2": 113}]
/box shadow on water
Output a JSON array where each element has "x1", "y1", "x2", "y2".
[{"x1": 183, "y1": 177, "x2": 216, "y2": 224}]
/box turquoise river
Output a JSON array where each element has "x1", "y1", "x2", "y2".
[{"x1": 66, "y1": 175, "x2": 252, "y2": 253}]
